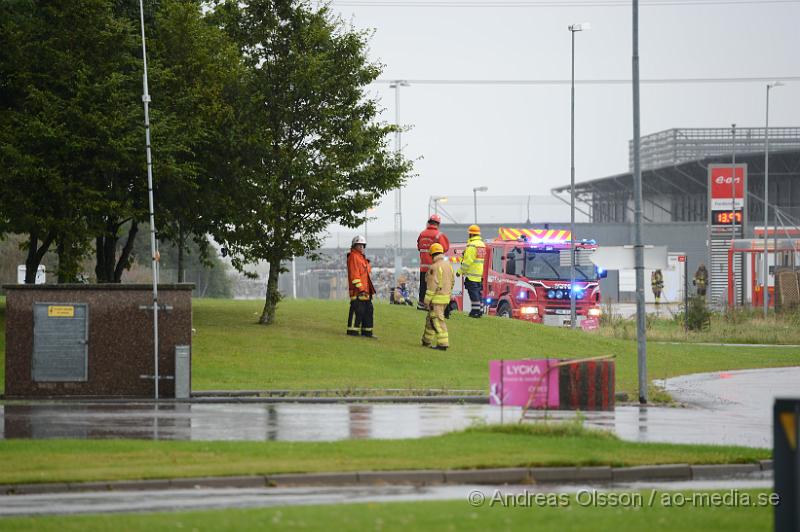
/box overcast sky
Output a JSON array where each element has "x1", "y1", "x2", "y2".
[{"x1": 321, "y1": 0, "x2": 800, "y2": 239}]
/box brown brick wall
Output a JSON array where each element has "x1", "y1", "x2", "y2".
[{"x1": 3, "y1": 284, "x2": 192, "y2": 398}]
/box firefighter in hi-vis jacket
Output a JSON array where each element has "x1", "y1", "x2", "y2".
[
  {"x1": 422, "y1": 243, "x2": 455, "y2": 350},
  {"x1": 416, "y1": 214, "x2": 450, "y2": 310},
  {"x1": 459, "y1": 225, "x2": 486, "y2": 317},
  {"x1": 346, "y1": 235, "x2": 376, "y2": 338}
]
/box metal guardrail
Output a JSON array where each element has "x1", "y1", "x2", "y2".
[{"x1": 629, "y1": 127, "x2": 800, "y2": 171}]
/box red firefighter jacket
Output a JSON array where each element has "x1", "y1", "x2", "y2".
[
  {"x1": 416, "y1": 224, "x2": 450, "y2": 272},
  {"x1": 347, "y1": 248, "x2": 375, "y2": 299}
]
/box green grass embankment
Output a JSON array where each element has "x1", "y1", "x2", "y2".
[
  {"x1": 0, "y1": 424, "x2": 769, "y2": 485},
  {"x1": 189, "y1": 299, "x2": 800, "y2": 396},
  {"x1": 2, "y1": 297, "x2": 799, "y2": 396},
  {"x1": 0, "y1": 491, "x2": 775, "y2": 532}
]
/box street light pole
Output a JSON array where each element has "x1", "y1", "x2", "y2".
[
  {"x1": 473, "y1": 186, "x2": 488, "y2": 224},
  {"x1": 432, "y1": 196, "x2": 448, "y2": 216},
  {"x1": 730, "y1": 123, "x2": 737, "y2": 308},
  {"x1": 763, "y1": 82, "x2": 783, "y2": 317},
  {"x1": 390, "y1": 80, "x2": 409, "y2": 281},
  {"x1": 632, "y1": 0, "x2": 647, "y2": 404},
  {"x1": 568, "y1": 22, "x2": 589, "y2": 330}
]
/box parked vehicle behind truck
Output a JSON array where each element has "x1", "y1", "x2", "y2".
[{"x1": 447, "y1": 227, "x2": 605, "y2": 326}]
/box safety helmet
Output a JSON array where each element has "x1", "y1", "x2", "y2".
[
  {"x1": 430, "y1": 243, "x2": 444, "y2": 255},
  {"x1": 351, "y1": 235, "x2": 366, "y2": 247},
  {"x1": 428, "y1": 214, "x2": 442, "y2": 224},
  {"x1": 468, "y1": 224, "x2": 481, "y2": 235}
]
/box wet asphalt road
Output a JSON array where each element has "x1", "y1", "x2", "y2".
[
  {"x1": 2, "y1": 366, "x2": 798, "y2": 447},
  {"x1": 0, "y1": 367, "x2": 795, "y2": 517},
  {"x1": 0, "y1": 477, "x2": 774, "y2": 517}
]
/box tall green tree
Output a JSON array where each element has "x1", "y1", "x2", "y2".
[
  {"x1": 212, "y1": 0, "x2": 412, "y2": 324},
  {"x1": 1, "y1": 0, "x2": 242, "y2": 283},
  {"x1": 145, "y1": 0, "x2": 243, "y2": 282},
  {"x1": 0, "y1": 0, "x2": 131, "y2": 283}
]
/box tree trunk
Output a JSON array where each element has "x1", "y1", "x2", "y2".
[
  {"x1": 113, "y1": 221, "x2": 138, "y2": 283},
  {"x1": 56, "y1": 234, "x2": 82, "y2": 283},
  {"x1": 95, "y1": 220, "x2": 118, "y2": 283},
  {"x1": 259, "y1": 257, "x2": 283, "y2": 325},
  {"x1": 24, "y1": 230, "x2": 54, "y2": 284},
  {"x1": 177, "y1": 225, "x2": 185, "y2": 283}
]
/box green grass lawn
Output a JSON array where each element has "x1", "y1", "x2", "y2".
[
  {"x1": 0, "y1": 425, "x2": 769, "y2": 485},
  {"x1": 2, "y1": 297, "x2": 800, "y2": 397},
  {"x1": 188, "y1": 298, "x2": 800, "y2": 396},
  {"x1": 0, "y1": 491, "x2": 775, "y2": 531}
]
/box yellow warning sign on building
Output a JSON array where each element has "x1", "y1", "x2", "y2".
[
  {"x1": 47, "y1": 306, "x2": 75, "y2": 318},
  {"x1": 780, "y1": 412, "x2": 797, "y2": 451}
]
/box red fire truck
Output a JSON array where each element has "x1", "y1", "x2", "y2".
[{"x1": 446, "y1": 227, "x2": 605, "y2": 326}]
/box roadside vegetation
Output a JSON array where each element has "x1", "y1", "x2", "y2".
[
  {"x1": 2, "y1": 297, "x2": 800, "y2": 398},
  {"x1": 0, "y1": 424, "x2": 769, "y2": 485},
  {"x1": 599, "y1": 301, "x2": 800, "y2": 345},
  {"x1": 0, "y1": 491, "x2": 774, "y2": 531}
]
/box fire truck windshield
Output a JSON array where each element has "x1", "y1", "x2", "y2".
[{"x1": 523, "y1": 250, "x2": 595, "y2": 281}]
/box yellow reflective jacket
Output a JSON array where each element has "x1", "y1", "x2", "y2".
[
  {"x1": 425, "y1": 255, "x2": 455, "y2": 305},
  {"x1": 459, "y1": 236, "x2": 486, "y2": 282}
]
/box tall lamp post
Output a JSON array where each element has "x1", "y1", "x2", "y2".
[
  {"x1": 631, "y1": 0, "x2": 647, "y2": 404},
  {"x1": 568, "y1": 22, "x2": 590, "y2": 330},
  {"x1": 473, "y1": 186, "x2": 488, "y2": 224},
  {"x1": 763, "y1": 81, "x2": 783, "y2": 318},
  {"x1": 431, "y1": 196, "x2": 448, "y2": 216},
  {"x1": 390, "y1": 80, "x2": 409, "y2": 282}
]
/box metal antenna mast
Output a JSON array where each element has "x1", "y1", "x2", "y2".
[{"x1": 138, "y1": 0, "x2": 160, "y2": 400}]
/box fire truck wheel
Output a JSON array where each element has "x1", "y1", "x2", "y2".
[{"x1": 497, "y1": 302, "x2": 512, "y2": 319}]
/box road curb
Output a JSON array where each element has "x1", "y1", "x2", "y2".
[
  {"x1": 0, "y1": 462, "x2": 771, "y2": 495},
  {"x1": 612, "y1": 464, "x2": 691, "y2": 482}
]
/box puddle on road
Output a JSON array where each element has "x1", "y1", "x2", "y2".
[
  {"x1": 0, "y1": 401, "x2": 771, "y2": 447},
  {"x1": 4, "y1": 367, "x2": 795, "y2": 448}
]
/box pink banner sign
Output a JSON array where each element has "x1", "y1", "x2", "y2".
[
  {"x1": 489, "y1": 359, "x2": 560, "y2": 408},
  {"x1": 581, "y1": 317, "x2": 600, "y2": 331}
]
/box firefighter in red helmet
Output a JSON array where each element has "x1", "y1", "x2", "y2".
[{"x1": 416, "y1": 214, "x2": 450, "y2": 310}]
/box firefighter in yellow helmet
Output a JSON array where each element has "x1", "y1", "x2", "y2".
[
  {"x1": 459, "y1": 225, "x2": 487, "y2": 317},
  {"x1": 422, "y1": 243, "x2": 455, "y2": 351}
]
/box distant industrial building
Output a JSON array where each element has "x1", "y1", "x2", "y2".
[{"x1": 551, "y1": 127, "x2": 800, "y2": 306}]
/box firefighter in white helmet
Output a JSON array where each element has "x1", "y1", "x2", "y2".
[{"x1": 346, "y1": 235, "x2": 376, "y2": 338}]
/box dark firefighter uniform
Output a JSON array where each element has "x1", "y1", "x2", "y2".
[
  {"x1": 651, "y1": 269, "x2": 664, "y2": 304},
  {"x1": 694, "y1": 263, "x2": 708, "y2": 296},
  {"x1": 346, "y1": 236, "x2": 376, "y2": 338}
]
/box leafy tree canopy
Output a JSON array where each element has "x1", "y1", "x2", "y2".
[{"x1": 211, "y1": 0, "x2": 412, "y2": 323}]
